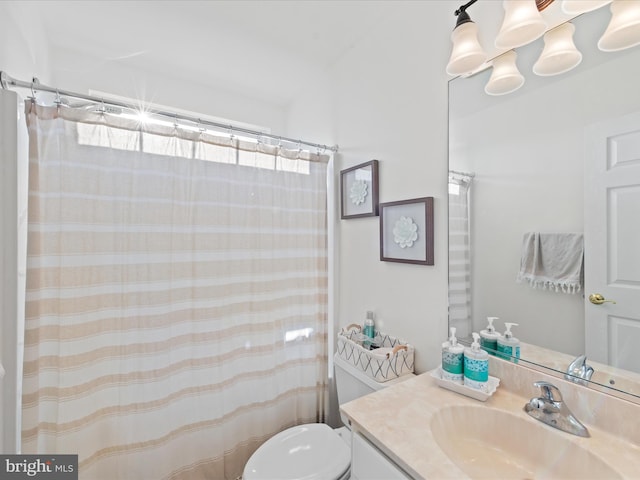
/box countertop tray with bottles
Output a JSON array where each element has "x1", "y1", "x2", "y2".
[{"x1": 430, "y1": 367, "x2": 500, "y2": 401}]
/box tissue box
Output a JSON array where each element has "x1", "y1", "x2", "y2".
[{"x1": 336, "y1": 327, "x2": 414, "y2": 382}]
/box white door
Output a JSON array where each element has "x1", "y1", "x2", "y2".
[{"x1": 585, "y1": 111, "x2": 640, "y2": 374}]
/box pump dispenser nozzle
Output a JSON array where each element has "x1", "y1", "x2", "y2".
[
  {"x1": 471, "y1": 332, "x2": 481, "y2": 351},
  {"x1": 486, "y1": 317, "x2": 499, "y2": 333},
  {"x1": 449, "y1": 327, "x2": 458, "y2": 346},
  {"x1": 504, "y1": 322, "x2": 519, "y2": 339}
]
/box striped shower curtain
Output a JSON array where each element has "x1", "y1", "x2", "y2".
[
  {"x1": 448, "y1": 173, "x2": 473, "y2": 339},
  {"x1": 21, "y1": 101, "x2": 330, "y2": 480}
]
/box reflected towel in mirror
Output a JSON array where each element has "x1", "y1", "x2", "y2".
[{"x1": 517, "y1": 232, "x2": 584, "y2": 294}]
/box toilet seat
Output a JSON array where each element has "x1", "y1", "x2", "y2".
[{"x1": 243, "y1": 423, "x2": 350, "y2": 480}]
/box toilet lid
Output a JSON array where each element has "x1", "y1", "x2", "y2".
[{"x1": 243, "y1": 423, "x2": 350, "y2": 480}]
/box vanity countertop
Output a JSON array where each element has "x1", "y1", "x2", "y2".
[{"x1": 340, "y1": 370, "x2": 640, "y2": 479}]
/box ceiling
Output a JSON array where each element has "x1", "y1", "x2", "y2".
[{"x1": 29, "y1": 0, "x2": 404, "y2": 107}]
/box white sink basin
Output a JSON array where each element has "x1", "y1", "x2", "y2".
[{"x1": 430, "y1": 405, "x2": 622, "y2": 479}]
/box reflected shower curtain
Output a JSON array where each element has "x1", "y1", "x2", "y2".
[
  {"x1": 22, "y1": 101, "x2": 329, "y2": 480},
  {"x1": 448, "y1": 173, "x2": 473, "y2": 339}
]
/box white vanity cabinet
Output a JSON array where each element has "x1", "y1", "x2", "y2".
[{"x1": 350, "y1": 431, "x2": 412, "y2": 480}]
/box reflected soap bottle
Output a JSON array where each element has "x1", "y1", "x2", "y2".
[
  {"x1": 479, "y1": 316, "x2": 501, "y2": 356},
  {"x1": 441, "y1": 327, "x2": 464, "y2": 384},
  {"x1": 464, "y1": 333, "x2": 489, "y2": 391},
  {"x1": 497, "y1": 322, "x2": 520, "y2": 363}
]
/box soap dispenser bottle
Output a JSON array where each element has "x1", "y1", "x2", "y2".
[
  {"x1": 479, "y1": 317, "x2": 501, "y2": 355},
  {"x1": 497, "y1": 322, "x2": 520, "y2": 363},
  {"x1": 363, "y1": 311, "x2": 375, "y2": 349},
  {"x1": 463, "y1": 333, "x2": 489, "y2": 391},
  {"x1": 441, "y1": 327, "x2": 465, "y2": 384}
]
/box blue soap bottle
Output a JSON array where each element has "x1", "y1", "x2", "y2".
[
  {"x1": 441, "y1": 327, "x2": 464, "y2": 384},
  {"x1": 464, "y1": 332, "x2": 489, "y2": 391}
]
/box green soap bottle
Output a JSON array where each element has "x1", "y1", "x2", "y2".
[
  {"x1": 463, "y1": 332, "x2": 489, "y2": 391},
  {"x1": 479, "y1": 316, "x2": 501, "y2": 355}
]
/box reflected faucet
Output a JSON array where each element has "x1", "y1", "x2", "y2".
[
  {"x1": 524, "y1": 381, "x2": 590, "y2": 437},
  {"x1": 565, "y1": 354, "x2": 594, "y2": 386}
]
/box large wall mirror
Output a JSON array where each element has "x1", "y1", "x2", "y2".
[{"x1": 448, "y1": 6, "x2": 640, "y2": 402}]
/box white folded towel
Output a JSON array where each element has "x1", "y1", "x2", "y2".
[{"x1": 517, "y1": 232, "x2": 584, "y2": 294}]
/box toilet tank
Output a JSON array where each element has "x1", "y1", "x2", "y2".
[{"x1": 334, "y1": 354, "x2": 414, "y2": 425}]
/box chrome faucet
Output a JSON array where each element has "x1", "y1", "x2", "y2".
[
  {"x1": 565, "y1": 354, "x2": 594, "y2": 386},
  {"x1": 524, "y1": 381, "x2": 590, "y2": 437}
]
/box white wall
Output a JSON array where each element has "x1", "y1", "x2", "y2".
[
  {"x1": 48, "y1": 47, "x2": 289, "y2": 134},
  {"x1": 288, "y1": 1, "x2": 453, "y2": 374},
  {"x1": 0, "y1": 1, "x2": 288, "y2": 136},
  {"x1": 0, "y1": 2, "x2": 51, "y2": 83}
]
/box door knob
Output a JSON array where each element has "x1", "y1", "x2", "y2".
[{"x1": 588, "y1": 293, "x2": 616, "y2": 305}]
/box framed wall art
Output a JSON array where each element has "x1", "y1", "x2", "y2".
[
  {"x1": 340, "y1": 160, "x2": 379, "y2": 219},
  {"x1": 380, "y1": 197, "x2": 434, "y2": 265}
]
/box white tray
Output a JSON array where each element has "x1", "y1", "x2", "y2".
[{"x1": 430, "y1": 367, "x2": 500, "y2": 401}]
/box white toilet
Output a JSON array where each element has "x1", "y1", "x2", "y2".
[{"x1": 242, "y1": 353, "x2": 414, "y2": 480}]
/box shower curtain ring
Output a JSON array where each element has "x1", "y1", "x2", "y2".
[{"x1": 30, "y1": 77, "x2": 42, "y2": 102}]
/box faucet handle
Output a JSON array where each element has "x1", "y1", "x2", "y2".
[
  {"x1": 566, "y1": 354, "x2": 594, "y2": 384},
  {"x1": 533, "y1": 381, "x2": 563, "y2": 403}
]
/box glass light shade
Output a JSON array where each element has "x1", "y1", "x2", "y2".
[
  {"x1": 495, "y1": 0, "x2": 547, "y2": 49},
  {"x1": 562, "y1": 0, "x2": 611, "y2": 14},
  {"x1": 446, "y1": 21, "x2": 488, "y2": 75},
  {"x1": 485, "y1": 50, "x2": 525, "y2": 95},
  {"x1": 533, "y1": 23, "x2": 583, "y2": 76},
  {"x1": 598, "y1": 0, "x2": 640, "y2": 51}
]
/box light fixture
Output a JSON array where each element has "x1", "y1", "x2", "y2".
[
  {"x1": 495, "y1": 0, "x2": 548, "y2": 49},
  {"x1": 446, "y1": 0, "x2": 488, "y2": 76},
  {"x1": 598, "y1": 0, "x2": 640, "y2": 51},
  {"x1": 562, "y1": 0, "x2": 611, "y2": 14},
  {"x1": 485, "y1": 50, "x2": 525, "y2": 95},
  {"x1": 445, "y1": 0, "x2": 640, "y2": 95},
  {"x1": 533, "y1": 22, "x2": 583, "y2": 76}
]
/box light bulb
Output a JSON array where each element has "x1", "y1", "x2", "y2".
[
  {"x1": 495, "y1": 0, "x2": 547, "y2": 49},
  {"x1": 446, "y1": 12, "x2": 487, "y2": 75},
  {"x1": 485, "y1": 50, "x2": 525, "y2": 95},
  {"x1": 533, "y1": 22, "x2": 583, "y2": 76},
  {"x1": 598, "y1": 0, "x2": 640, "y2": 51}
]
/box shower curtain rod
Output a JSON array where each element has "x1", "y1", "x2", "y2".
[{"x1": 0, "y1": 71, "x2": 339, "y2": 153}]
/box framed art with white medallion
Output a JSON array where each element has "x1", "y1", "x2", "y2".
[
  {"x1": 340, "y1": 160, "x2": 379, "y2": 219},
  {"x1": 380, "y1": 197, "x2": 434, "y2": 265}
]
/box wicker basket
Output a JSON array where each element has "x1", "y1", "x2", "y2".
[{"x1": 336, "y1": 324, "x2": 415, "y2": 382}]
